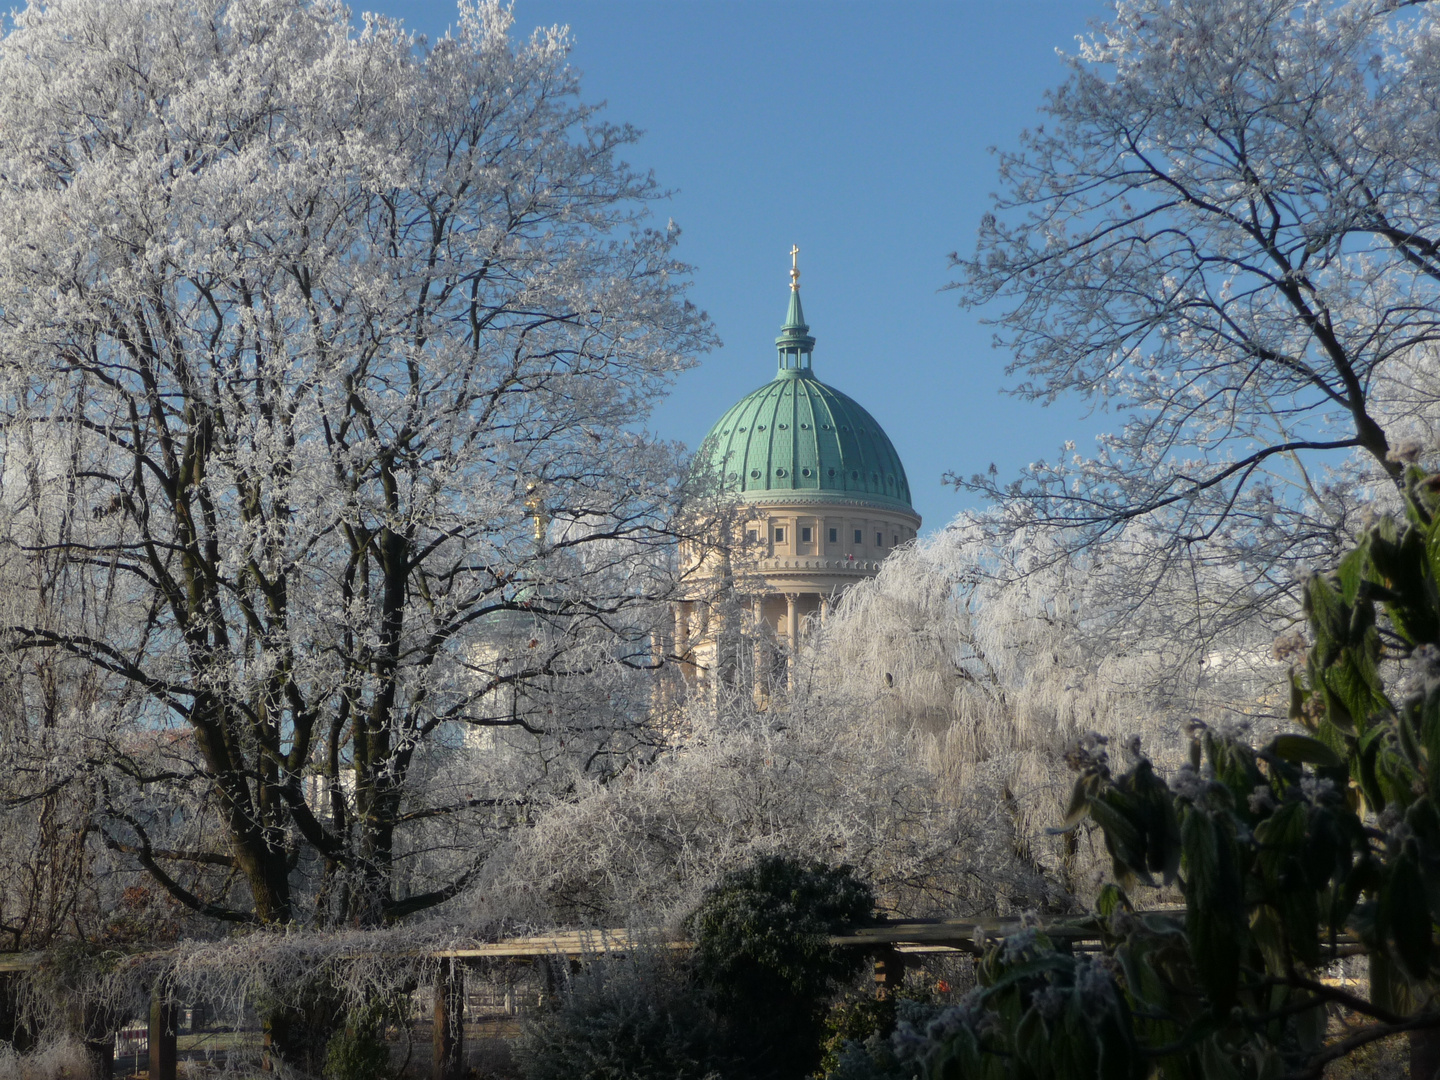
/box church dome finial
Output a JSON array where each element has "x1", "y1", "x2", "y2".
[{"x1": 776, "y1": 245, "x2": 816, "y2": 373}]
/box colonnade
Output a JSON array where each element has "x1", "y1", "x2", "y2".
[{"x1": 670, "y1": 588, "x2": 834, "y2": 704}]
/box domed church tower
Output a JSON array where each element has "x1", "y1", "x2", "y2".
[{"x1": 677, "y1": 249, "x2": 921, "y2": 699}]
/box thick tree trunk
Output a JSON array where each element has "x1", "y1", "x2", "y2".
[{"x1": 189, "y1": 704, "x2": 292, "y2": 924}]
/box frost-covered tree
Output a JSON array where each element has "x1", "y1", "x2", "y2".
[
  {"x1": 483, "y1": 515, "x2": 1286, "y2": 927},
  {"x1": 799, "y1": 518, "x2": 1287, "y2": 901},
  {"x1": 481, "y1": 679, "x2": 1053, "y2": 927},
  {"x1": 0, "y1": 0, "x2": 711, "y2": 928},
  {"x1": 954, "y1": 0, "x2": 1440, "y2": 621},
  {"x1": 0, "y1": 425, "x2": 142, "y2": 948}
]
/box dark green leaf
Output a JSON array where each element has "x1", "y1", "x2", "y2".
[
  {"x1": 1387, "y1": 853, "x2": 1432, "y2": 980},
  {"x1": 1267, "y1": 733, "x2": 1342, "y2": 768},
  {"x1": 1182, "y1": 809, "x2": 1243, "y2": 1009}
]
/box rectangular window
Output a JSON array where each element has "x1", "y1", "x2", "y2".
[
  {"x1": 828, "y1": 528, "x2": 838, "y2": 543},
  {"x1": 747, "y1": 529, "x2": 757, "y2": 544},
  {"x1": 893, "y1": 535, "x2": 899, "y2": 547},
  {"x1": 801, "y1": 526, "x2": 812, "y2": 543},
  {"x1": 877, "y1": 532, "x2": 884, "y2": 547},
  {"x1": 774, "y1": 527, "x2": 785, "y2": 543},
  {"x1": 854, "y1": 529, "x2": 863, "y2": 545}
]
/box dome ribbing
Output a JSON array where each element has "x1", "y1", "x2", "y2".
[
  {"x1": 697, "y1": 262, "x2": 913, "y2": 512},
  {"x1": 699, "y1": 374, "x2": 913, "y2": 510}
]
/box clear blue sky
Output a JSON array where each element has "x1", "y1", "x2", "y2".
[{"x1": 381, "y1": 0, "x2": 1108, "y2": 533}]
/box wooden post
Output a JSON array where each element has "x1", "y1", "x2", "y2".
[
  {"x1": 873, "y1": 949, "x2": 904, "y2": 1000},
  {"x1": 148, "y1": 980, "x2": 179, "y2": 1080},
  {"x1": 433, "y1": 959, "x2": 464, "y2": 1080}
]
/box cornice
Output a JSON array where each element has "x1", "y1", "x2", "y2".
[{"x1": 737, "y1": 495, "x2": 922, "y2": 526}]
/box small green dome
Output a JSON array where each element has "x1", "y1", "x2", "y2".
[{"x1": 697, "y1": 279, "x2": 913, "y2": 512}]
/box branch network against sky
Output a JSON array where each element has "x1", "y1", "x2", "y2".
[{"x1": 381, "y1": 0, "x2": 1101, "y2": 533}]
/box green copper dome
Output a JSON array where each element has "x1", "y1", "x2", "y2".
[{"x1": 697, "y1": 278, "x2": 914, "y2": 513}]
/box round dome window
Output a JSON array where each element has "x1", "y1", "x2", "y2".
[
  {"x1": 801, "y1": 467, "x2": 812, "y2": 477},
  {"x1": 800, "y1": 423, "x2": 811, "y2": 429},
  {"x1": 851, "y1": 471, "x2": 859, "y2": 479},
  {"x1": 774, "y1": 468, "x2": 787, "y2": 477},
  {"x1": 750, "y1": 469, "x2": 761, "y2": 479},
  {"x1": 756, "y1": 424, "x2": 766, "y2": 431},
  {"x1": 778, "y1": 423, "x2": 788, "y2": 430},
  {"x1": 828, "y1": 468, "x2": 835, "y2": 477},
  {"x1": 727, "y1": 472, "x2": 737, "y2": 481}
]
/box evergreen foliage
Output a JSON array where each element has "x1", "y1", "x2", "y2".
[
  {"x1": 324, "y1": 1000, "x2": 397, "y2": 1080},
  {"x1": 686, "y1": 856, "x2": 875, "y2": 1079}
]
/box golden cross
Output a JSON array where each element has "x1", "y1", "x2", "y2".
[{"x1": 789, "y1": 245, "x2": 800, "y2": 291}]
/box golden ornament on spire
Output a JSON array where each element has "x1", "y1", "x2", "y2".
[
  {"x1": 789, "y1": 245, "x2": 800, "y2": 291},
  {"x1": 525, "y1": 482, "x2": 549, "y2": 545}
]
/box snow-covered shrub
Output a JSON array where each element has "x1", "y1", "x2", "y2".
[
  {"x1": 0, "y1": 1037, "x2": 96, "y2": 1080},
  {"x1": 481, "y1": 511, "x2": 1288, "y2": 928},
  {"x1": 479, "y1": 683, "x2": 1054, "y2": 927}
]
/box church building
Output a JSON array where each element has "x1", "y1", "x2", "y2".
[{"x1": 676, "y1": 250, "x2": 920, "y2": 698}]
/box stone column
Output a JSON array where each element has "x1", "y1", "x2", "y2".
[
  {"x1": 650, "y1": 623, "x2": 671, "y2": 711},
  {"x1": 693, "y1": 602, "x2": 710, "y2": 693},
  {"x1": 752, "y1": 596, "x2": 765, "y2": 706},
  {"x1": 674, "y1": 602, "x2": 691, "y2": 680},
  {"x1": 786, "y1": 593, "x2": 800, "y2": 691}
]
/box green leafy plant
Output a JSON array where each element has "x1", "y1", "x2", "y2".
[
  {"x1": 820, "y1": 994, "x2": 901, "y2": 1077},
  {"x1": 685, "y1": 856, "x2": 875, "y2": 1080},
  {"x1": 324, "y1": 999, "x2": 395, "y2": 1080},
  {"x1": 892, "y1": 468, "x2": 1440, "y2": 1079},
  {"x1": 820, "y1": 991, "x2": 944, "y2": 1080}
]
